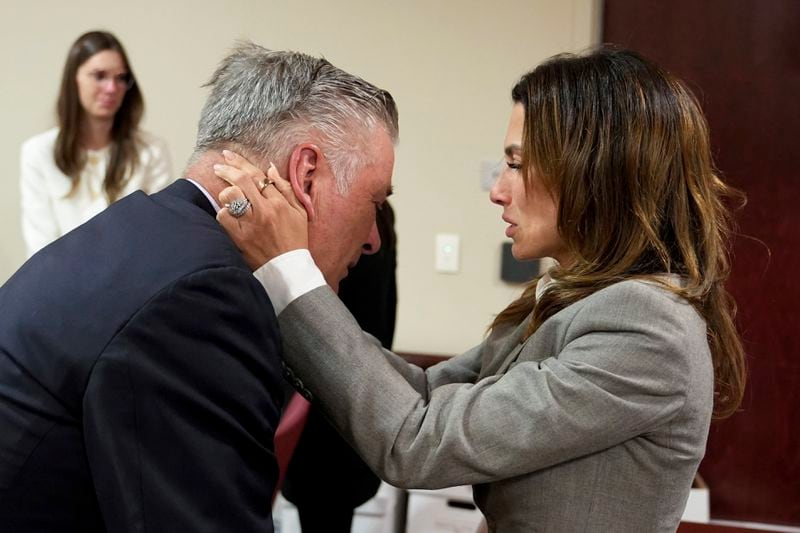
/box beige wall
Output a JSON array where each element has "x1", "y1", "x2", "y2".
[{"x1": 0, "y1": 0, "x2": 601, "y2": 355}]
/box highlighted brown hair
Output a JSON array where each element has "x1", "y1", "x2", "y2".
[{"x1": 490, "y1": 48, "x2": 745, "y2": 418}]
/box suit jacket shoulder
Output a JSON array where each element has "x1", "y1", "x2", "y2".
[{"x1": 0, "y1": 179, "x2": 283, "y2": 532}]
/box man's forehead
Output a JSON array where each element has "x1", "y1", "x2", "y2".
[
  {"x1": 366, "y1": 173, "x2": 393, "y2": 200},
  {"x1": 364, "y1": 129, "x2": 395, "y2": 192}
]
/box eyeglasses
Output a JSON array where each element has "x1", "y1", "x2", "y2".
[{"x1": 87, "y1": 69, "x2": 135, "y2": 90}]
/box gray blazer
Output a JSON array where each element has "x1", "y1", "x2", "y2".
[{"x1": 278, "y1": 279, "x2": 713, "y2": 532}]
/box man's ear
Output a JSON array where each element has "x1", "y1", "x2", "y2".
[{"x1": 287, "y1": 144, "x2": 321, "y2": 221}]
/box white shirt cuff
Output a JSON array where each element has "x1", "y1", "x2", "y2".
[{"x1": 253, "y1": 249, "x2": 326, "y2": 316}]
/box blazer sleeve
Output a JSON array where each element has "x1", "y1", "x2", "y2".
[
  {"x1": 20, "y1": 140, "x2": 60, "y2": 257},
  {"x1": 351, "y1": 331, "x2": 483, "y2": 400},
  {"x1": 83, "y1": 267, "x2": 283, "y2": 532},
  {"x1": 138, "y1": 134, "x2": 174, "y2": 193},
  {"x1": 278, "y1": 282, "x2": 701, "y2": 489}
]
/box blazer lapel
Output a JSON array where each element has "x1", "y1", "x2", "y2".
[{"x1": 478, "y1": 319, "x2": 531, "y2": 379}]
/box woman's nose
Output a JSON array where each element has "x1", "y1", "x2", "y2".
[{"x1": 490, "y1": 173, "x2": 508, "y2": 206}]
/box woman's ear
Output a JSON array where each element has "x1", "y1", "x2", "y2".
[{"x1": 287, "y1": 144, "x2": 320, "y2": 220}]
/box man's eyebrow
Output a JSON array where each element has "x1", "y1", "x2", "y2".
[{"x1": 505, "y1": 144, "x2": 522, "y2": 157}]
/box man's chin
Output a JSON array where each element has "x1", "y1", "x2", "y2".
[
  {"x1": 323, "y1": 273, "x2": 343, "y2": 294},
  {"x1": 323, "y1": 266, "x2": 353, "y2": 294}
]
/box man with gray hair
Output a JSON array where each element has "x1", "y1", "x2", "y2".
[
  {"x1": 202, "y1": 42, "x2": 397, "y2": 291},
  {"x1": 0, "y1": 42, "x2": 397, "y2": 532}
]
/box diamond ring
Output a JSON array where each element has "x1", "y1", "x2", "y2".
[{"x1": 226, "y1": 198, "x2": 251, "y2": 218}]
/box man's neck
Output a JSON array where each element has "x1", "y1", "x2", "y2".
[{"x1": 183, "y1": 151, "x2": 229, "y2": 202}]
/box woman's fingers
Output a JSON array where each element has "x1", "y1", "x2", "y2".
[
  {"x1": 218, "y1": 184, "x2": 246, "y2": 207},
  {"x1": 213, "y1": 150, "x2": 262, "y2": 201},
  {"x1": 214, "y1": 150, "x2": 310, "y2": 271},
  {"x1": 213, "y1": 150, "x2": 303, "y2": 213},
  {"x1": 265, "y1": 163, "x2": 302, "y2": 209}
]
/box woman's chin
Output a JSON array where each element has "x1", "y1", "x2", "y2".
[{"x1": 510, "y1": 245, "x2": 536, "y2": 262}]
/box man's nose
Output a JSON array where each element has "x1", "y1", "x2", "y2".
[{"x1": 361, "y1": 220, "x2": 382, "y2": 255}]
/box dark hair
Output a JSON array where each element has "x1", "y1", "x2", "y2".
[
  {"x1": 55, "y1": 30, "x2": 144, "y2": 201},
  {"x1": 490, "y1": 47, "x2": 746, "y2": 419}
]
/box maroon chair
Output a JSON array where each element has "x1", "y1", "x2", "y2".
[{"x1": 272, "y1": 392, "x2": 311, "y2": 503}]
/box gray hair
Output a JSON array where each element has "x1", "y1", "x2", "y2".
[{"x1": 192, "y1": 42, "x2": 399, "y2": 193}]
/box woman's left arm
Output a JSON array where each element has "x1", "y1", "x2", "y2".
[{"x1": 276, "y1": 281, "x2": 705, "y2": 489}]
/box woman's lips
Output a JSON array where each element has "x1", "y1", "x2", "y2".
[{"x1": 503, "y1": 216, "x2": 516, "y2": 238}]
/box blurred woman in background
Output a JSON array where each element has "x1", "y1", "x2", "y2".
[{"x1": 20, "y1": 30, "x2": 172, "y2": 256}]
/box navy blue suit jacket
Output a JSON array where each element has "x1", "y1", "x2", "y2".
[{"x1": 0, "y1": 179, "x2": 283, "y2": 532}]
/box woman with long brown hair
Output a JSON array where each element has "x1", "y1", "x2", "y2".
[
  {"x1": 20, "y1": 30, "x2": 172, "y2": 256},
  {"x1": 215, "y1": 47, "x2": 745, "y2": 532}
]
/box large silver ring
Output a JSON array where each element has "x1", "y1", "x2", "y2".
[{"x1": 226, "y1": 197, "x2": 251, "y2": 218}]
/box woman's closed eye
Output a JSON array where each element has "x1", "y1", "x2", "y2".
[{"x1": 89, "y1": 70, "x2": 131, "y2": 87}]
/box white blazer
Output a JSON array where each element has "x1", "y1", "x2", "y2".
[{"x1": 19, "y1": 128, "x2": 173, "y2": 256}]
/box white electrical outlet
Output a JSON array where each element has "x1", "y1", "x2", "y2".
[{"x1": 435, "y1": 233, "x2": 460, "y2": 273}]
